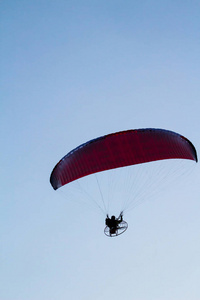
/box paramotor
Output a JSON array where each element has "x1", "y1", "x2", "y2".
[{"x1": 50, "y1": 128, "x2": 197, "y2": 237}]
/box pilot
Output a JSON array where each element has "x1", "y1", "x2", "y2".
[{"x1": 105, "y1": 212, "x2": 123, "y2": 234}]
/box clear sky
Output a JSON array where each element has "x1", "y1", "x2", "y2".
[{"x1": 1, "y1": 1, "x2": 200, "y2": 299}]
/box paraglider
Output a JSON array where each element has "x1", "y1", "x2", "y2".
[
  {"x1": 104, "y1": 212, "x2": 128, "y2": 237},
  {"x1": 50, "y1": 128, "x2": 197, "y2": 237}
]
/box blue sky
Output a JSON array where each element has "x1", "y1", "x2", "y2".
[{"x1": 1, "y1": 1, "x2": 200, "y2": 299}]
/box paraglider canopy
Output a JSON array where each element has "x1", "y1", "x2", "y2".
[{"x1": 50, "y1": 128, "x2": 197, "y2": 190}]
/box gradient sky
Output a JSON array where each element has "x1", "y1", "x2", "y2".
[{"x1": 1, "y1": 1, "x2": 200, "y2": 299}]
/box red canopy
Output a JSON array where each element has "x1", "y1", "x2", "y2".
[{"x1": 50, "y1": 128, "x2": 197, "y2": 190}]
